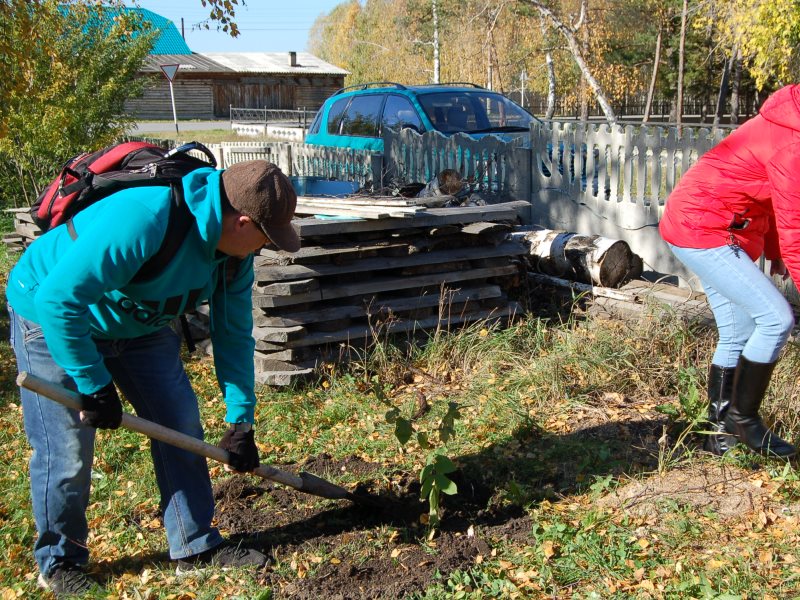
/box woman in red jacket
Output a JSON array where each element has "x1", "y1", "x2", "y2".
[{"x1": 660, "y1": 84, "x2": 800, "y2": 459}]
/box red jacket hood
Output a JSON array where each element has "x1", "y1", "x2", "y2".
[{"x1": 759, "y1": 84, "x2": 800, "y2": 132}]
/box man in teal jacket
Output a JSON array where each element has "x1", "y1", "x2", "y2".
[{"x1": 7, "y1": 160, "x2": 300, "y2": 596}]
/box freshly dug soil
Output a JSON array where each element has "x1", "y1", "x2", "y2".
[{"x1": 212, "y1": 453, "x2": 530, "y2": 599}]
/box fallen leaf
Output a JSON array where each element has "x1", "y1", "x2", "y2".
[{"x1": 541, "y1": 541, "x2": 556, "y2": 560}]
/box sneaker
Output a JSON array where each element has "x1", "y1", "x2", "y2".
[
  {"x1": 175, "y1": 545, "x2": 269, "y2": 575},
  {"x1": 37, "y1": 563, "x2": 96, "y2": 597}
]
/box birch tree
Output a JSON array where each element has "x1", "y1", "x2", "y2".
[{"x1": 518, "y1": 0, "x2": 617, "y2": 122}]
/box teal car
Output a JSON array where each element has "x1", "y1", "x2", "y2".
[{"x1": 304, "y1": 82, "x2": 539, "y2": 151}]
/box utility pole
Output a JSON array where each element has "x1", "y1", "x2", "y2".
[{"x1": 520, "y1": 69, "x2": 527, "y2": 108}]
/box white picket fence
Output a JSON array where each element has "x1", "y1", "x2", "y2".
[
  {"x1": 382, "y1": 128, "x2": 531, "y2": 197},
  {"x1": 128, "y1": 137, "x2": 378, "y2": 185},
  {"x1": 528, "y1": 122, "x2": 729, "y2": 280}
]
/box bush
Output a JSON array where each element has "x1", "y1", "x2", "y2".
[{"x1": 0, "y1": 1, "x2": 154, "y2": 210}]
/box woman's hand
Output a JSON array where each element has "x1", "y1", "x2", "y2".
[{"x1": 770, "y1": 258, "x2": 790, "y2": 281}]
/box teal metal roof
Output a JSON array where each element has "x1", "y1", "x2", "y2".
[{"x1": 128, "y1": 7, "x2": 192, "y2": 55}]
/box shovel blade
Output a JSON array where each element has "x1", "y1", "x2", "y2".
[{"x1": 298, "y1": 471, "x2": 352, "y2": 500}]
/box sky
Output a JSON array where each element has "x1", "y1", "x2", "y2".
[{"x1": 127, "y1": 1, "x2": 345, "y2": 53}]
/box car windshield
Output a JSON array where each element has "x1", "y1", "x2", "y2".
[{"x1": 417, "y1": 91, "x2": 535, "y2": 134}]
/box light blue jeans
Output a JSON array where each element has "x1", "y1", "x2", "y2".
[
  {"x1": 668, "y1": 244, "x2": 795, "y2": 366},
  {"x1": 9, "y1": 307, "x2": 223, "y2": 577}
]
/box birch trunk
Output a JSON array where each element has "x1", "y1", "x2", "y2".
[
  {"x1": 432, "y1": 0, "x2": 440, "y2": 84},
  {"x1": 712, "y1": 50, "x2": 734, "y2": 130},
  {"x1": 525, "y1": 1, "x2": 617, "y2": 123},
  {"x1": 676, "y1": 0, "x2": 688, "y2": 130},
  {"x1": 523, "y1": 229, "x2": 643, "y2": 288},
  {"x1": 643, "y1": 29, "x2": 662, "y2": 124},
  {"x1": 540, "y1": 17, "x2": 556, "y2": 119}
]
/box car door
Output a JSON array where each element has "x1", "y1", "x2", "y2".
[
  {"x1": 381, "y1": 95, "x2": 424, "y2": 136},
  {"x1": 336, "y1": 93, "x2": 387, "y2": 151}
]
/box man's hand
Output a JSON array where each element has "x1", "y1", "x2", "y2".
[
  {"x1": 80, "y1": 382, "x2": 123, "y2": 429},
  {"x1": 218, "y1": 424, "x2": 259, "y2": 472}
]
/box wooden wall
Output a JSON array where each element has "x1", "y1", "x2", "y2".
[
  {"x1": 296, "y1": 78, "x2": 345, "y2": 111},
  {"x1": 125, "y1": 77, "x2": 215, "y2": 120},
  {"x1": 125, "y1": 74, "x2": 345, "y2": 119}
]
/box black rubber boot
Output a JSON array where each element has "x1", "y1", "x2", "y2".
[
  {"x1": 703, "y1": 364, "x2": 738, "y2": 455},
  {"x1": 724, "y1": 356, "x2": 797, "y2": 459}
]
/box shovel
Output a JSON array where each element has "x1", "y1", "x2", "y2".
[{"x1": 17, "y1": 371, "x2": 372, "y2": 504}]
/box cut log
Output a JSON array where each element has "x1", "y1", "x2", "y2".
[{"x1": 522, "y1": 229, "x2": 643, "y2": 288}]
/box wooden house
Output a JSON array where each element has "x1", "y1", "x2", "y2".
[{"x1": 124, "y1": 9, "x2": 348, "y2": 120}]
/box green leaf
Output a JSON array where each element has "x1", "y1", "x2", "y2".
[
  {"x1": 394, "y1": 417, "x2": 413, "y2": 445},
  {"x1": 438, "y1": 401, "x2": 461, "y2": 443},
  {"x1": 420, "y1": 475, "x2": 434, "y2": 499},
  {"x1": 434, "y1": 473, "x2": 458, "y2": 495},
  {"x1": 655, "y1": 403, "x2": 679, "y2": 417},
  {"x1": 433, "y1": 454, "x2": 457, "y2": 474},
  {"x1": 384, "y1": 408, "x2": 399, "y2": 423},
  {"x1": 417, "y1": 431, "x2": 431, "y2": 449},
  {"x1": 420, "y1": 463, "x2": 434, "y2": 484}
]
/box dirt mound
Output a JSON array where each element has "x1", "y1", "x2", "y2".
[{"x1": 597, "y1": 463, "x2": 773, "y2": 519}]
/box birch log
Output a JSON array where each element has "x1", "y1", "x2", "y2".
[{"x1": 523, "y1": 229, "x2": 643, "y2": 288}]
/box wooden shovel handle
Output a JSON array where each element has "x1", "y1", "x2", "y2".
[{"x1": 16, "y1": 371, "x2": 306, "y2": 490}]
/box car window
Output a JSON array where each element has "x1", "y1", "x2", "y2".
[
  {"x1": 383, "y1": 95, "x2": 423, "y2": 133},
  {"x1": 307, "y1": 107, "x2": 323, "y2": 135},
  {"x1": 478, "y1": 95, "x2": 532, "y2": 128},
  {"x1": 340, "y1": 95, "x2": 385, "y2": 137},
  {"x1": 326, "y1": 97, "x2": 350, "y2": 135},
  {"x1": 417, "y1": 91, "x2": 534, "y2": 133}
]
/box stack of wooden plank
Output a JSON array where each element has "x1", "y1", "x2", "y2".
[
  {"x1": 3, "y1": 209, "x2": 41, "y2": 252},
  {"x1": 232, "y1": 200, "x2": 529, "y2": 385},
  {"x1": 293, "y1": 195, "x2": 432, "y2": 220}
]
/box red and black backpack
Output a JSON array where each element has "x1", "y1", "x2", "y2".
[{"x1": 31, "y1": 140, "x2": 217, "y2": 282}]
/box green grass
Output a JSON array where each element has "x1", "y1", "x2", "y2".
[{"x1": 3, "y1": 224, "x2": 800, "y2": 598}]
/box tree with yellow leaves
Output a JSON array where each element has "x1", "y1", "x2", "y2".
[
  {"x1": 698, "y1": 0, "x2": 800, "y2": 93},
  {"x1": 0, "y1": 1, "x2": 154, "y2": 207}
]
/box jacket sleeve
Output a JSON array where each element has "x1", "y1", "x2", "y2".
[
  {"x1": 33, "y1": 198, "x2": 168, "y2": 394},
  {"x1": 765, "y1": 143, "x2": 800, "y2": 284},
  {"x1": 209, "y1": 255, "x2": 258, "y2": 423}
]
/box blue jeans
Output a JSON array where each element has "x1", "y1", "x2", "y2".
[
  {"x1": 9, "y1": 307, "x2": 223, "y2": 576},
  {"x1": 668, "y1": 244, "x2": 794, "y2": 366}
]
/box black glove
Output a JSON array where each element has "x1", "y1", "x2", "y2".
[
  {"x1": 80, "y1": 382, "x2": 123, "y2": 429},
  {"x1": 219, "y1": 425, "x2": 259, "y2": 472}
]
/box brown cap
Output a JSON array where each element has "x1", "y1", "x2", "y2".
[{"x1": 221, "y1": 160, "x2": 301, "y2": 252}]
